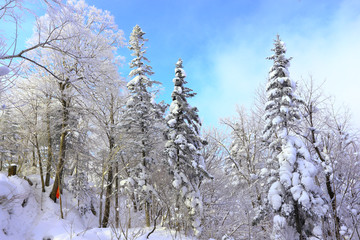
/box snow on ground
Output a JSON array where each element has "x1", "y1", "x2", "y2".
[
  {"x1": 0, "y1": 173, "x2": 193, "y2": 240},
  {"x1": 54, "y1": 227, "x2": 193, "y2": 240}
]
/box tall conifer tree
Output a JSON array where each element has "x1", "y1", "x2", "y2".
[
  {"x1": 122, "y1": 25, "x2": 164, "y2": 227},
  {"x1": 263, "y1": 35, "x2": 327, "y2": 240},
  {"x1": 165, "y1": 59, "x2": 210, "y2": 237}
]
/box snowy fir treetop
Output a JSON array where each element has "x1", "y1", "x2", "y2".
[
  {"x1": 172, "y1": 58, "x2": 196, "y2": 100},
  {"x1": 168, "y1": 58, "x2": 201, "y2": 136},
  {"x1": 263, "y1": 35, "x2": 302, "y2": 142},
  {"x1": 267, "y1": 34, "x2": 292, "y2": 68},
  {"x1": 129, "y1": 25, "x2": 147, "y2": 54},
  {"x1": 128, "y1": 25, "x2": 154, "y2": 78},
  {"x1": 127, "y1": 25, "x2": 160, "y2": 96},
  {"x1": 165, "y1": 58, "x2": 210, "y2": 179}
]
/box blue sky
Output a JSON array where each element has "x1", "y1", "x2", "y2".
[
  {"x1": 89, "y1": 0, "x2": 360, "y2": 128},
  {"x1": 2, "y1": 0, "x2": 360, "y2": 128}
]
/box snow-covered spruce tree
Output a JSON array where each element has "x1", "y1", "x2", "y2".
[
  {"x1": 165, "y1": 59, "x2": 210, "y2": 237},
  {"x1": 121, "y1": 25, "x2": 165, "y2": 227},
  {"x1": 262, "y1": 35, "x2": 327, "y2": 240}
]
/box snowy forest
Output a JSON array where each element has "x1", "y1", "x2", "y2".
[{"x1": 0, "y1": 0, "x2": 359, "y2": 240}]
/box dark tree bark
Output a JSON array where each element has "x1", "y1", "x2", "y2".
[
  {"x1": 102, "y1": 97, "x2": 116, "y2": 228},
  {"x1": 115, "y1": 160, "x2": 120, "y2": 228},
  {"x1": 35, "y1": 134, "x2": 46, "y2": 193},
  {"x1": 144, "y1": 147, "x2": 151, "y2": 228},
  {"x1": 45, "y1": 96, "x2": 53, "y2": 187},
  {"x1": 102, "y1": 162, "x2": 113, "y2": 228},
  {"x1": 8, "y1": 164, "x2": 17, "y2": 176},
  {"x1": 98, "y1": 156, "x2": 106, "y2": 227},
  {"x1": 49, "y1": 83, "x2": 69, "y2": 206},
  {"x1": 32, "y1": 147, "x2": 36, "y2": 167}
]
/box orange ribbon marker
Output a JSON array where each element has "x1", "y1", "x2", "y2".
[{"x1": 56, "y1": 186, "x2": 60, "y2": 199}]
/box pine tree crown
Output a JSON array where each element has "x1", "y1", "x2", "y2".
[{"x1": 263, "y1": 35, "x2": 302, "y2": 142}]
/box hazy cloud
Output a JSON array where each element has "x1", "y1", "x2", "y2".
[{"x1": 194, "y1": 0, "x2": 360, "y2": 128}]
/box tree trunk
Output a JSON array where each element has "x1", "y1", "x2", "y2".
[
  {"x1": 115, "y1": 160, "x2": 120, "y2": 228},
  {"x1": 45, "y1": 97, "x2": 53, "y2": 187},
  {"x1": 8, "y1": 164, "x2": 17, "y2": 176},
  {"x1": 143, "y1": 146, "x2": 151, "y2": 228},
  {"x1": 35, "y1": 134, "x2": 46, "y2": 193},
  {"x1": 294, "y1": 202, "x2": 304, "y2": 240},
  {"x1": 102, "y1": 163, "x2": 113, "y2": 227},
  {"x1": 32, "y1": 146, "x2": 36, "y2": 167},
  {"x1": 145, "y1": 201, "x2": 151, "y2": 227},
  {"x1": 102, "y1": 98, "x2": 116, "y2": 228},
  {"x1": 327, "y1": 174, "x2": 341, "y2": 240},
  {"x1": 99, "y1": 155, "x2": 106, "y2": 227},
  {"x1": 49, "y1": 128, "x2": 67, "y2": 203},
  {"x1": 49, "y1": 91, "x2": 69, "y2": 204},
  {"x1": 128, "y1": 205, "x2": 132, "y2": 229}
]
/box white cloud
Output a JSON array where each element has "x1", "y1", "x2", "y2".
[
  {"x1": 287, "y1": 0, "x2": 360, "y2": 128},
  {"x1": 194, "y1": 0, "x2": 360, "y2": 128},
  {"x1": 191, "y1": 42, "x2": 268, "y2": 126}
]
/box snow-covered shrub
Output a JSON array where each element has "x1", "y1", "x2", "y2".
[{"x1": 67, "y1": 173, "x2": 96, "y2": 216}]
